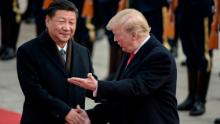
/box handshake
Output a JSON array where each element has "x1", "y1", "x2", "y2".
[
  {"x1": 65, "y1": 105, "x2": 90, "y2": 124},
  {"x1": 65, "y1": 73, "x2": 97, "y2": 124}
]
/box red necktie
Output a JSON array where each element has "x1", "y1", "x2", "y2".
[{"x1": 126, "y1": 52, "x2": 135, "y2": 66}]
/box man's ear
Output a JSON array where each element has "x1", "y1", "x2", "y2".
[
  {"x1": 45, "y1": 15, "x2": 50, "y2": 27},
  {"x1": 131, "y1": 31, "x2": 138, "y2": 40}
]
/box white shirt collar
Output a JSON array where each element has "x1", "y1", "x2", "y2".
[
  {"x1": 133, "y1": 35, "x2": 150, "y2": 54},
  {"x1": 56, "y1": 43, "x2": 68, "y2": 52}
]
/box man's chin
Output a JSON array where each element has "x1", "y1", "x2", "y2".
[{"x1": 60, "y1": 37, "x2": 70, "y2": 42}]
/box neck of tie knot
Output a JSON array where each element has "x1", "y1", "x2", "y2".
[{"x1": 127, "y1": 52, "x2": 135, "y2": 65}]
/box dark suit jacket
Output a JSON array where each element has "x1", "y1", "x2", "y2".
[
  {"x1": 88, "y1": 35, "x2": 179, "y2": 124},
  {"x1": 17, "y1": 31, "x2": 94, "y2": 124},
  {"x1": 130, "y1": 0, "x2": 168, "y2": 12}
]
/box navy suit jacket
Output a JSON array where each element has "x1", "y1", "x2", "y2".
[
  {"x1": 17, "y1": 31, "x2": 94, "y2": 124},
  {"x1": 88, "y1": 35, "x2": 179, "y2": 124}
]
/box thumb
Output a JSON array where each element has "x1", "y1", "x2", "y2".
[
  {"x1": 76, "y1": 105, "x2": 83, "y2": 113},
  {"x1": 87, "y1": 73, "x2": 95, "y2": 80},
  {"x1": 76, "y1": 104, "x2": 81, "y2": 109}
]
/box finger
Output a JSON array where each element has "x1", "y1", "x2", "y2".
[
  {"x1": 87, "y1": 73, "x2": 92, "y2": 77},
  {"x1": 87, "y1": 73, "x2": 96, "y2": 82},
  {"x1": 67, "y1": 119, "x2": 74, "y2": 124},
  {"x1": 67, "y1": 78, "x2": 76, "y2": 84},
  {"x1": 87, "y1": 73, "x2": 94, "y2": 79},
  {"x1": 76, "y1": 105, "x2": 82, "y2": 113},
  {"x1": 69, "y1": 112, "x2": 80, "y2": 124},
  {"x1": 73, "y1": 113, "x2": 85, "y2": 124},
  {"x1": 68, "y1": 77, "x2": 82, "y2": 82},
  {"x1": 76, "y1": 109, "x2": 88, "y2": 118},
  {"x1": 76, "y1": 105, "x2": 81, "y2": 109},
  {"x1": 68, "y1": 79, "x2": 84, "y2": 86},
  {"x1": 76, "y1": 106, "x2": 84, "y2": 114}
]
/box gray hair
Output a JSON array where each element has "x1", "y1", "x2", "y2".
[{"x1": 106, "y1": 9, "x2": 151, "y2": 37}]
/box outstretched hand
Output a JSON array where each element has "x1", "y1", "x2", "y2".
[{"x1": 68, "y1": 73, "x2": 97, "y2": 91}]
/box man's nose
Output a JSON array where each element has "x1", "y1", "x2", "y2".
[{"x1": 63, "y1": 23, "x2": 71, "y2": 30}]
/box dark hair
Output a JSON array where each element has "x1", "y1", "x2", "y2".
[{"x1": 46, "y1": 0, "x2": 79, "y2": 18}]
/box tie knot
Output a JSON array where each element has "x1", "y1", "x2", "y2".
[
  {"x1": 59, "y1": 49, "x2": 66, "y2": 62},
  {"x1": 60, "y1": 49, "x2": 66, "y2": 55},
  {"x1": 127, "y1": 52, "x2": 135, "y2": 66},
  {"x1": 130, "y1": 52, "x2": 135, "y2": 57}
]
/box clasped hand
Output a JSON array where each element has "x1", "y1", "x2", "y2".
[{"x1": 65, "y1": 105, "x2": 90, "y2": 124}]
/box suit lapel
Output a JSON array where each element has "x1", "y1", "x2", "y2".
[
  {"x1": 115, "y1": 53, "x2": 129, "y2": 80},
  {"x1": 69, "y1": 41, "x2": 87, "y2": 76},
  {"x1": 65, "y1": 40, "x2": 72, "y2": 73},
  {"x1": 39, "y1": 32, "x2": 67, "y2": 75},
  {"x1": 119, "y1": 35, "x2": 160, "y2": 78},
  {"x1": 68, "y1": 41, "x2": 87, "y2": 106}
]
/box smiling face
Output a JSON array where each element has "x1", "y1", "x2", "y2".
[{"x1": 46, "y1": 10, "x2": 77, "y2": 46}]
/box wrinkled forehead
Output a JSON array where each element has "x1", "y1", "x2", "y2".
[
  {"x1": 50, "y1": 10, "x2": 76, "y2": 20},
  {"x1": 54, "y1": 10, "x2": 76, "y2": 15}
]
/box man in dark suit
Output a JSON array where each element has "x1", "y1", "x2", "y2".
[
  {"x1": 69, "y1": 0, "x2": 95, "y2": 54},
  {"x1": 0, "y1": 0, "x2": 21, "y2": 60},
  {"x1": 17, "y1": 0, "x2": 93, "y2": 124},
  {"x1": 68, "y1": 9, "x2": 179, "y2": 124},
  {"x1": 93, "y1": 0, "x2": 123, "y2": 81},
  {"x1": 170, "y1": 0, "x2": 214, "y2": 116}
]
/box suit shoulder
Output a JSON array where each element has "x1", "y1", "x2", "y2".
[{"x1": 17, "y1": 37, "x2": 40, "y2": 53}]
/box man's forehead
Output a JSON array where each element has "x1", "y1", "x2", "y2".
[
  {"x1": 54, "y1": 10, "x2": 76, "y2": 15},
  {"x1": 52, "y1": 10, "x2": 76, "y2": 18}
]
